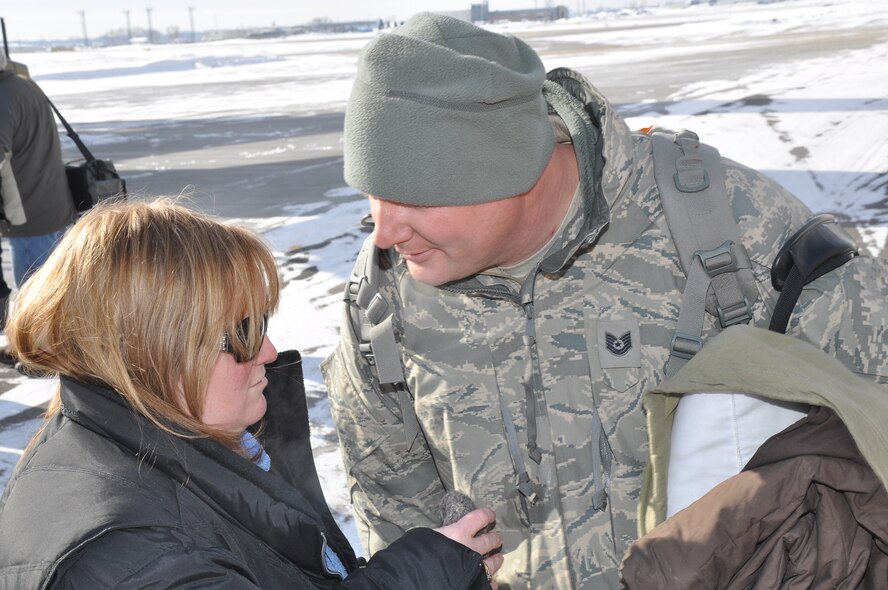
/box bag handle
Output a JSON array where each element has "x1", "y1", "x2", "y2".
[{"x1": 44, "y1": 96, "x2": 97, "y2": 163}]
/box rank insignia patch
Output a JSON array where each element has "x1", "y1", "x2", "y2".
[{"x1": 605, "y1": 331, "x2": 633, "y2": 356}]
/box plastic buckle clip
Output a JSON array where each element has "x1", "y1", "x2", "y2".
[
  {"x1": 717, "y1": 297, "x2": 752, "y2": 328},
  {"x1": 358, "y1": 342, "x2": 376, "y2": 366},
  {"x1": 674, "y1": 166, "x2": 709, "y2": 193},
  {"x1": 670, "y1": 332, "x2": 703, "y2": 360},
  {"x1": 673, "y1": 130, "x2": 710, "y2": 193},
  {"x1": 696, "y1": 241, "x2": 738, "y2": 278}
]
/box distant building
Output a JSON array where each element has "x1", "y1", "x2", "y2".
[
  {"x1": 470, "y1": 2, "x2": 569, "y2": 22},
  {"x1": 307, "y1": 20, "x2": 379, "y2": 33}
]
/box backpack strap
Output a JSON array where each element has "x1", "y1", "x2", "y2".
[
  {"x1": 346, "y1": 235, "x2": 421, "y2": 450},
  {"x1": 650, "y1": 130, "x2": 759, "y2": 377}
]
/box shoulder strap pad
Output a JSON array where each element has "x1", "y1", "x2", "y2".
[
  {"x1": 347, "y1": 236, "x2": 404, "y2": 384},
  {"x1": 769, "y1": 213, "x2": 858, "y2": 334},
  {"x1": 345, "y1": 235, "x2": 420, "y2": 450}
]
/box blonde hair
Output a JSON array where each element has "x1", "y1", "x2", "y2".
[{"x1": 7, "y1": 198, "x2": 281, "y2": 450}]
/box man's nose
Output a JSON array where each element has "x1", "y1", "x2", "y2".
[{"x1": 370, "y1": 197, "x2": 412, "y2": 250}]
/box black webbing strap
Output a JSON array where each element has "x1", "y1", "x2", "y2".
[
  {"x1": 39, "y1": 89, "x2": 96, "y2": 163},
  {"x1": 769, "y1": 265, "x2": 805, "y2": 335}
]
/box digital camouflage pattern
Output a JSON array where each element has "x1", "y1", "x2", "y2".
[
  {"x1": 322, "y1": 69, "x2": 887, "y2": 590},
  {"x1": 792, "y1": 254, "x2": 887, "y2": 383}
]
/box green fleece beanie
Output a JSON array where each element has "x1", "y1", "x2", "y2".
[{"x1": 344, "y1": 12, "x2": 555, "y2": 206}]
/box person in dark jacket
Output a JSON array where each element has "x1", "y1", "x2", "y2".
[
  {"x1": 0, "y1": 199, "x2": 504, "y2": 589},
  {"x1": 0, "y1": 51, "x2": 75, "y2": 286},
  {"x1": 0, "y1": 50, "x2": 77, "y2": 368}
]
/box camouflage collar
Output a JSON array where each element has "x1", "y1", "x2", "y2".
[{"x1": 437, "y1": 69, "x2": 641, "y2": 293}]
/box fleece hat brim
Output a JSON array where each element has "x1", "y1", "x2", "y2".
[{"x1": 344, "y1": 12, "x2": 555, "y2": 207}]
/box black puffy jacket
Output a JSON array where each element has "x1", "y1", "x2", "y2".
[{"x1": 0, "y1": 350, "x2": 490, "y2": 589}]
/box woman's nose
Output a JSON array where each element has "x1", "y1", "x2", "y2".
[{"x1": 258, "y1": 336, "x2": 278, "y2": 365}]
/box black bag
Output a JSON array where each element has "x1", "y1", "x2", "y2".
[
  {"x1": 65, "y1": 158, "x2": 127, "y2": 213},
  {"x1": 44, "y1": 94, "x2": 127, "y2": 213}
]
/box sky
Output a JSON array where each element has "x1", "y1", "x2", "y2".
[
  {"x1": 2, "y1": 0, "x2": 634, "y2": 43},
  {"x1": 0, "y1": 0, "x2": 886, "y2": 554}
]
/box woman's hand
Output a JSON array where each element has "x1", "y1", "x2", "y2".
[{"x1": 434, "y1": 508, "x2": 504, "y2": 589}]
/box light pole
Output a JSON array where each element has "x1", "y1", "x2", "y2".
[
  {"x1": 124, "y1": 9, "x2": 132, "y2": 40},
  {"x1": 146, "y1": 7, "x2": 154, "y2": 43},
  {"x1": 78, "y1": 10, "x2": 89, "y2": 46},
  {"x1": 188, "y1": 6, "x2": 195, "y2": 42}
]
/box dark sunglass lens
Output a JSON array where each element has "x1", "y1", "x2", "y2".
[{"x1": 228, "y1": 314, "x2": 269, "y2": 362}]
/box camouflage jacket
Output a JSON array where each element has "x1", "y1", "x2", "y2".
[{"x1": 322, "y1": 69, "x2": 885, "y2": 590}]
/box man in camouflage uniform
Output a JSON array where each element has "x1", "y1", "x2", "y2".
[{"x1": 321, "y1": 12, "x2": 886, "y2": 590}]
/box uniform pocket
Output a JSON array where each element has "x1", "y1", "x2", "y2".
[{"x1": 586, "y1": 316, "x2": 641, "y2": 393}]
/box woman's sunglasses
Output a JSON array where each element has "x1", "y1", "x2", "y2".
[{"x1": 219, "y1": 314, "x2": 269, "y2": 363}]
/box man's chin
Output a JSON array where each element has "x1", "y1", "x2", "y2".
[{"x1": 405, "y1": 262, "x2": 454, "y2": 287}]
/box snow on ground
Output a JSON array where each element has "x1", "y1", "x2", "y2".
[
  {"x1": 621, "y1": 40, "x2": 888, "y2": 252},
  {"x1": 26, "y1": 34, "x2": 372, "y2": 121},
  {"x1": 1, "y1": 0, "x2": 886, "y2": 555}
]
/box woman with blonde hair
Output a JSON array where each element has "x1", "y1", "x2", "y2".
[{"x1": 0, "y1": 199, "x2": 503, "y2": 589}]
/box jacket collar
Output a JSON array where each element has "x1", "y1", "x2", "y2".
[
  {"x1": 57, "y1": 352, "x2": 356, "y2": 576},
  {"x1": 440, "y1": 68, "x2": 638, "y2": 296}
]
